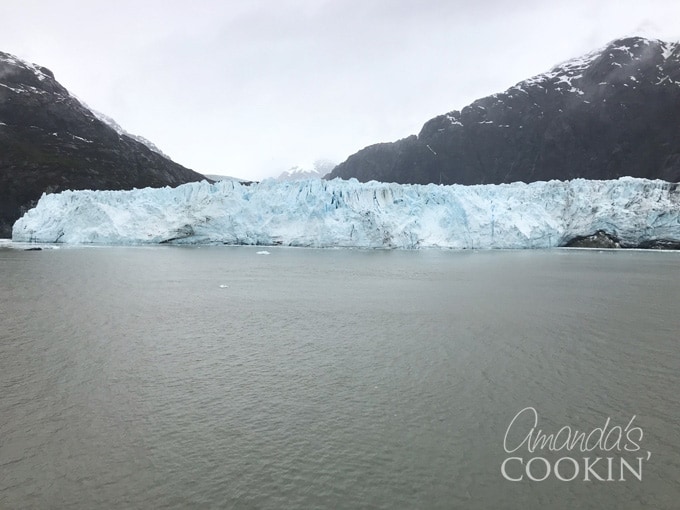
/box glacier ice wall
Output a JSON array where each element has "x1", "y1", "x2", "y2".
[{"x1": 11, "y1": 177, "x2": 680, "y2": 249}]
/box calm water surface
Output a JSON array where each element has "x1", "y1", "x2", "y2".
[{"x1": 1, "y1": 246, "x2": 679, "y2": 509}]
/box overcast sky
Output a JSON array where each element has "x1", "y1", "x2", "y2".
[{"x1": 2, "y1": 0, "x2": 679, "y2": 180}]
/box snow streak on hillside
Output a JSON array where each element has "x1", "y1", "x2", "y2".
[{"x1": 12, "y1": 178, "x2": 680, "y2": 248}]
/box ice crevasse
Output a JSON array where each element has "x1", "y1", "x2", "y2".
[{"x1": 11, "y1": 177, "x2": 680, "y2": 249}]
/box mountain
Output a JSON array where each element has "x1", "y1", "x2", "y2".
[
  {"x1": 277, "y1": 159, "x2": 335, "y2": 181},
  {"x1": 12, "y1": 177, "x2": 680, "y2": 249},
  {"x1": 327, "y1": 37, "x2": 680, "y2": 185},
  {"x1": 0, "y1": 51, "x2": 206, "y2": 237}
]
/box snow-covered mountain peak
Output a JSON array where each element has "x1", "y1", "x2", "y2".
[
  {"x1": 277, "y1": 159, "x2": 336, "y2": 181},
  {"x1": 0, "y1": 51, "x2": 169, "y2": 158},
  {"x1": 520, "y1": 47, "x2": 600, "y2": 91},
  {"x1": 440, "y1": 35, "x2": 680, "y2": 146},
  {"x1": 517, "y1": 36, "x2": 680, "y2": 94},
  {"x1": 0, "y1": 51, "x2": 54, "y2": 83},
  {"x1": 0, "y1": 51, "x2": 63, "y2": 100}
]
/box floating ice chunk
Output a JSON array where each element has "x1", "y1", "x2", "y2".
[{"x1": 0, "y1": 240, "x2": 60, "y2": 250}]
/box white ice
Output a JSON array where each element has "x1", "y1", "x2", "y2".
[{"x1": 11, "y1": 177, "x2": 680, "y2": 249}]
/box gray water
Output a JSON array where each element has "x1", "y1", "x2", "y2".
[{"x1": 1, "y1": 246, "x2": 679, "y2": 509}]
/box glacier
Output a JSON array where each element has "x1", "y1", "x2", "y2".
[{"x1": 11, "y1": 177, "x2": 680, "y2": 249}]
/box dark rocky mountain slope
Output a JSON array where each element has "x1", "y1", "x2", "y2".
[
  {"x1": 0, "y1": 51, "x2": 206, "y2": 237},
  {"x1": 328, "y1": 37, "x2": 680, "y2": 186}
]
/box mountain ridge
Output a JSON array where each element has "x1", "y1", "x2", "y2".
[{"x1": 327, "y1": 36, "x2": 680, "y2": 185}]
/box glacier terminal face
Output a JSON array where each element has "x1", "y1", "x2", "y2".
[{"x1": 11, "y1": 177, "x2": 680, "y2": 249}]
